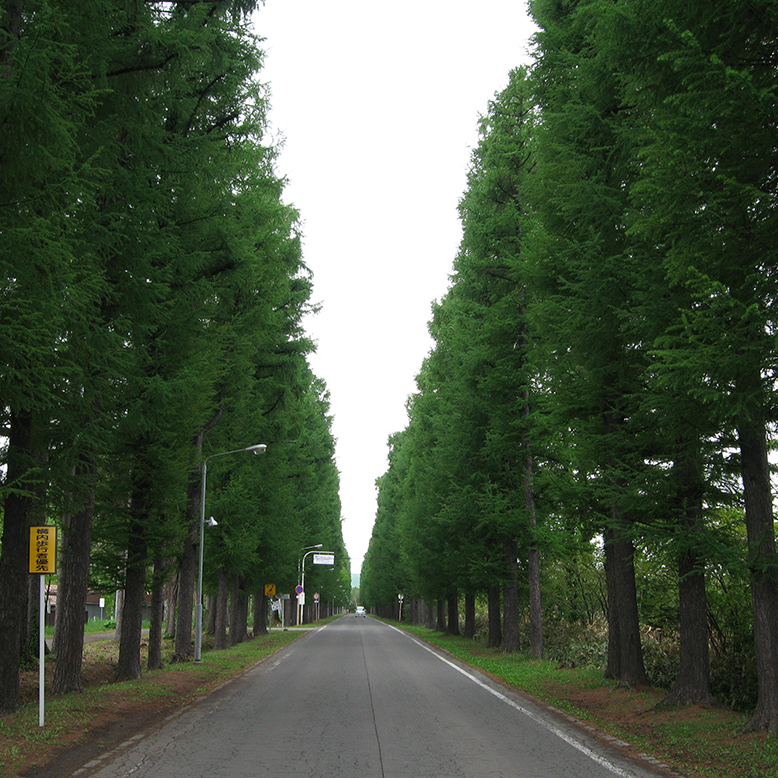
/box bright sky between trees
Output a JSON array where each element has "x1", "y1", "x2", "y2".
[{"x1": 252, "y1": 0, "x2": 537, "y2": 574}]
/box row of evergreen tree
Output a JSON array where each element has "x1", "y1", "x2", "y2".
[
  {"x1": 0, "y1": 1, "x2": 348, "y2": 715},
  {"x1": 361, "y1": 0, "x2": 777, "y2": 733}
]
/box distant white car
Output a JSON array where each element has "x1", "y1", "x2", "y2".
[{"x1": 355, "y1": 606, "x2": 366, "y2": 617}]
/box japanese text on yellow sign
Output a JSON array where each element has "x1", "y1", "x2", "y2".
[{"x1": 29, "y1": 526, "x2": 57, "y2": 575}]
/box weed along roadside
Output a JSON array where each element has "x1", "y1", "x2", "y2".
[
  {"x1": 387, "y1": 621, "x2": 778, "y2": 778},
  {"x1": 0, "y1": 630, "x2": 303, "y2": 777}
]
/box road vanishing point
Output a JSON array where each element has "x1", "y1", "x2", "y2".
[{"x1": 77, "y1": 617, "x2": 676, "y2": 778}]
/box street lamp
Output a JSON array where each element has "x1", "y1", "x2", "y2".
[
  {"x1": 195, "y1": 443, "x2": 267, "y2": 662},
  {"x1": 297, "y1": 545, "x2": 334, "y2": 625},
  {"x1": 296, "y1": 544, "x2": 322, "y2": 626}
]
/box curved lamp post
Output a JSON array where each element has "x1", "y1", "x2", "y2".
[
  {"x1": 296, "y1": 544, "x2": 321, "y2": 626},
  {"x1": 297, "y1": 545, "x2": 335, "y2": 625},
  {"x1": 195, "y1": 443, "x2": 267, "y2": 662}
]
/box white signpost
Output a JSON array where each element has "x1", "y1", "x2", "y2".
[{"x1": 29, "y1": 526, "x2": 56, "y2": 728}]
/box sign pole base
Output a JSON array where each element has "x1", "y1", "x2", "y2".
[{"x1": 39, "y1": 575, "x2": 45, "y2": 727}]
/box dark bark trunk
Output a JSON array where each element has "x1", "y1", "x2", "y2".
[
  {"x1": 172, "y1": 469, "x2": 201, "y2": 662},
  {"x1": 147, "y1": 557, "x2": 166, "y2": 671},
  {"x1": 523, "y1": 430, "x2": 543, "y2": 658},
  {"x1": 21, "y1": 576, "x2": 37, "y2": 668},
  {"x1": 446, "y1": 590, "x2": 460, "y2": 636},
  {"x1": 115, "y1": 526, "x2": 147, "y2": 681},
  {"x1": 253, "y1": 589, "x2": 267, "y2": 636},
  {"x1": 228, "y1": 574, "x2": 248, "y2": 646},
  {"x1": 214, "y1": 568, "x2": 229, "y2": 650},
  {"x1": 501, "y1": 539, "x2": 520, "y2": 653},
  {"x1": 173, "y1": 403, "x2": 223, "y2": 662},
  {"x1": 520, "y1": 322, "x2": 543, "y2": 659},
  {"x1": 22, "y1": 442, "x2": 48, "y2": 667},
  {"x1": 114, "y1": 589, "x2": 123, "y2": 643},
  {"x1": 487, "y1": 585, "x2": 502, "y2": 648},
  {"x1": 601, "y1": 407, "x2": 648, "y2": 687},
  {"x1": 435, "y1": 598, "x2": 446, "y2": 632},
  {"x1": 425, "y1": 601, "x2": 436, "y2": 630},
  {"x1": 527, "y1": 545, "x2": 543, "y2": 657},
  {"x1": 660, "y1": 441, "x2": 715, "y2": 708},
  {"x1": 164, "y1": 575, "x2": 177, "y2": 637},
  {"x1": 604, "y1": 528, "x2": 621, "y2": 679},
  {"x1": 464, "y1": 592, "x2": 476, "y2": 640},
  {"x1": 738, "y1": 408, "x2": 778, "y2": 733},
  {"x1": 116, "y1": 480, "x2": 149, "y2": 682},
  {"x1": 604, "y1": 525, "x2": 649, "y2": 687},
  {"x1": 0, "y1": 410, "x2": 35, "y2": 713},
  {"x1": 206, "y1": 594, "x2": 217, "y2": 635},
  {"x1": 52, "y1": 455, "x2": 97, "y2": 695}
]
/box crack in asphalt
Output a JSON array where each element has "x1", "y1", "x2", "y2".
[{"x1": 360, "y1": 626, "x2": 386, "y2": 778}]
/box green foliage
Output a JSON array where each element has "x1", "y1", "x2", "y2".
[
  {"x1": 0, "y1": 0, "x2": 345, "y2": 699},
  {"x1": 365, "y1": 0, "x2": 777, "y2": 719}
]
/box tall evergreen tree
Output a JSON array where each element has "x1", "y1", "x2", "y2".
[
  {"x1": 611, "y1": 0, "x2": 778, "y2": 728},
  {"x1": 528, "y1": 0, "x2": 650, "y2": 686}
]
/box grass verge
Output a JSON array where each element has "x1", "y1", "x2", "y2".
[{"x1": 391, "y1": 622, "x2": 778, "y2": 778}]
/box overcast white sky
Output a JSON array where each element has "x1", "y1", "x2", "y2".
[{"x1": 252, "y1": 1, "x2": 537, "y2": 574}]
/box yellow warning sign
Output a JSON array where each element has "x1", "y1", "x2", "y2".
[
  {"x1": 264, "y1": 583, "x2": 276, "y2": 597},
  {"x1": 29, "y1": 526, "x2": 57, "y2": 575}
]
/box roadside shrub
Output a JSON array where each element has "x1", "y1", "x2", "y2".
[
  {"x1": 542, "y1": 616, "x2": 608, "y2": 669},
  {"x1": 542, "y1": 616, "x2": 758, "y2": 712},
  {"x1": 640, "y1": 627, "x2": 679, "y2": 690}
]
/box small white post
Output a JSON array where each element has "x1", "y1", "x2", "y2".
[{"x1": 39, "y1": 575, "x2": 45, "y2": 727}]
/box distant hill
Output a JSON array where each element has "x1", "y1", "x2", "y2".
[{"x1": 351, "y1": 574, "x2": 360, "y2": 589}]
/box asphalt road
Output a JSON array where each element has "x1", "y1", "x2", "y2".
[{"x1": 77, "y1": 617, "x2": 674, "y2": 778}]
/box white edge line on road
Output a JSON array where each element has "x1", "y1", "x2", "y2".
[{"x1": 385, "y1": 623, "x2": 639, "y2": 778}]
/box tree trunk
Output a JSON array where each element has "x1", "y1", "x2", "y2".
[
  {"x1": 114, "y1": 589, "x2": 123, "y2": 643},
  {"x1": 228, "y1": 573, "x2": 248, "y2": 646},
  {"x1": 524, "y1": 438, "x2": 543, "y2": 658},
  {"x1": 604, "y1": 529, "x2": 621, "y2": 679},
  {"x1": 116, "y1": 513, "x2": 148, "y2": 682},
  {"x1": 22, "y1": 434, "x2": 48, "y2": 666},
  {"x1": 253, "y1": 589, "x2": 267, "y2": 636},
  {"x1": 172, "y1": 468, "x2": 201, "y2": 661},
  {"x1": 738, "y1": 409, "x2": 778, "y2": 733},
  {"x1": 464, "y1": 592, "x2": 476, "y2": 640},
  {"x1": 501, "y1": 539, "x2": 520, "y2": 653},
  {"x1": 521, "y1": 317, "x2": 543, "y2": 658},
  {"x1": 604, "y1": 524, "x2": 649, "y2": 687},
  {"x1": 214, "y1": 568, "x2": 229, "y2": 650},
  {"x1": 164, "y1": 575, "x2": 177, "y2": 637},
  {"x1": 0, "y1": 410, "x2": 35, "y2": 713},
  {"x1": 52, "y1": 455, "x2": 97, "y2": 695},
  {"x1": 435, "y1": 598, "x2": 446, "y2": 632},
  {"x1": 206, "y1": 594, "x2": 217, "y2": 635},
  {"x1": 425, "y1": 601, "x2": 436, "y2": 630},
  {"x1": 21, "y1": 576, "x2": 38, "y2": 668},
  {"x1": 446, "y1": 590, "x2": 460, "y2": 636},
  {"x1": 147, "y1": 557, "x2": 166, "y2": 671},
  {"x1": 173, "y1": 406, "x2": 224, "y2": 661},
  {"x1": 660, "y1": 440, "x2": 715, "y2": 708},
  {"x1": 487, "y1": 585, "x2": 502, "y2": 648}
]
